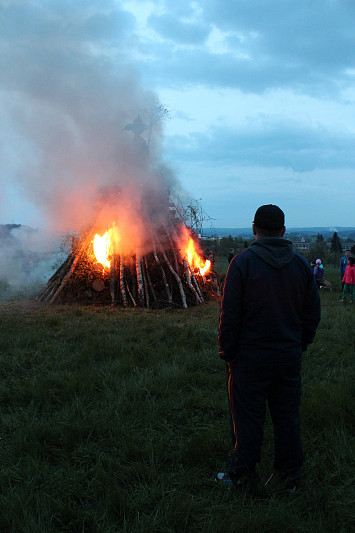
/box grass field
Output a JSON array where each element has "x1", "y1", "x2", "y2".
[{"x1": 0, "y1": 266, "x2": 354, "y2": 532}]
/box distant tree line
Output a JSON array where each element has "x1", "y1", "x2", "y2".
[
  {"x1": 201, "y1": 231, "x2": 355, "y2": 266},
  {"x1": 201, "y1": 235, "x2": 251, "y2": 256},
  {"x1": 306, "y1": 232, "x2": 355, "y2": 266}
]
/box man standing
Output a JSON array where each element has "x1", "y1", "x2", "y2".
[
  {"x1": 217, "y1": 205, "x2": 321, "y2": 492},
  {"x1": 228, "y1": 248, "x2": 235, "y2": 264},
  {"x1": 340, "y1": 249, "x2": 351, "y2": 291}
]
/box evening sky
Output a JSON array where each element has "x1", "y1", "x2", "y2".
[{"x1": 1, "y1": 0, "x2": 354, "y2": 230}]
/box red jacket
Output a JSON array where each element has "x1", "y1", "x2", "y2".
[{"x1": 342, "y1": 265, "x2": 355, "y2": 284}]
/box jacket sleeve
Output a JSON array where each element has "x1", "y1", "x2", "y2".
[
  {"x1": 218, "y1": 260, "x2": 244, "y2": 362},
  {"x1": 301, "y1": 271, "x2": 321, "y2": 351}
]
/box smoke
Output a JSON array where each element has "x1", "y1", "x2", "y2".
[
  {"x1": 0, "y1": 1, "x2": 178, "y2": 230},
  {"x1": 0, "y1": 1, "x2": 180, "y2": 293},
  {"x1": 0, "y1": 224, "x2": 66, "y2": 302}
]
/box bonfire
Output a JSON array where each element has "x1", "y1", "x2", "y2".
[
  {"x1": 37, "y1": 111, "x2": 221, "y2": 308},
  {"x1": 37, "y1": 193, "x2": 220, "y2": 308}
]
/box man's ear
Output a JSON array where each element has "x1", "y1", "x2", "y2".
[
  {"x1": 281, "y1": 226, "x2": 286, "y2": 237},
  {"x1": 252, "y1": 223, "x2": 257, "y2": 236}
]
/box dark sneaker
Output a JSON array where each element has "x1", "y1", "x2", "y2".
[
  {"x1": 266, "y1": 470, "x2": 301, "y2": 496},
  {"x1": 232, "y1": 471, "x2": 267, "y2": 498},
  {"x1": 216, "y1": 470, "x2": 266, "y2": 497},
  {"x1": 277, "y1": 469, "x2": 301, "y2": 484},
  {"x1": 215, "y1": 472, "x2": 233, "y2": 486}
]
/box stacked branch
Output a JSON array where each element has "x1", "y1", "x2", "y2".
[{"x1": 37, "y1": 224, "x2": 220, "y2": 308}]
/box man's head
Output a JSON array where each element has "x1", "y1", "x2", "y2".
[
  {"x1": 252, "y1": 204, "x2": 286, "y2": 238},
  {"x1": 345, "y1": 249, "x2": 351, "y2": 258}
]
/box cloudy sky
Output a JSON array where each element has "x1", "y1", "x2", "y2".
[{"x1": 1, "y1": 0, "x2": 355, "y2": 231}]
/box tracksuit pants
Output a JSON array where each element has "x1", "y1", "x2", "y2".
[
  {"x1": 226, "y1": 350, "x2": 304, "y2": 480},
  {"x1": 342, "y1": 283, "x2": 354, "y2": 301}
]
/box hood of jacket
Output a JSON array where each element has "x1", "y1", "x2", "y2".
[{"x1": 249, "y1": 237, "x2": 295, "y2": 269}]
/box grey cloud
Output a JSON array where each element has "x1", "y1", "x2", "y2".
[
  {"x1": 158, "y1": 0, "x2": 198, "y2": 18},
  {"x1": 0, "y1": 2, "x2": 135, "y2": 44},
  {"x1": 1, "y1": 3, "x2": 58, "y2": 40},
  {"x1": 147, "y1": 13, "x2": 211, "y2": 45},
  {"x1": 141, "y1": 0, "x2": 355, "y2": 95},
  {"x1": 203, "y1": 0, "x2": 355, "y2": 75},
  {"x1": 164, "y1": 121, "x2": 355, "y2": 172},
  {"x1": 138, "y1": 45, "x2": 339, "y2": 96},
  {"x1": 77, "y1": 11, "x2": 136, "y2": 42}
]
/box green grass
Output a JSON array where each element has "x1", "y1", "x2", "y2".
[{"x1": 0, "y1": 266, "x2": 354, "y2": 532}]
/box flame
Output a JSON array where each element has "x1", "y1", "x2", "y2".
[
  {"x1": 93, "y1": 230, "x2": 112, "y2": 269},
  {"x1": 92, "y1": 225, "x2": 119, "y2": 269},
  {"x1": 91, "y1": 224, "x2": 211, "y2": 276},
  {"x1": 180, "y1": 226, "x2": 212, "y2": 276}
]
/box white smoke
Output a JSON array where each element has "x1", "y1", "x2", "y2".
[
  {"x1": 0, "y1": 1, "x2": 180, "y2": 297},
  {"x1": 0, "y1": 224, "x2": 66, "y2": 301}
]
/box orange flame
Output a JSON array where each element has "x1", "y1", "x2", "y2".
[
  {"x1": 93, "y1": 230, "x2": 112, "y2": 269},
  {"x1": 180, "y1": 226, "x2": 211, "y2": 276},
  {"x1": 92, "y1": 225, "x2": 120, "y2": 269}
]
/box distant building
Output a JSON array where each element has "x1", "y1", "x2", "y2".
[
  {"x1": 325, "y1": 242, "x2": 355, "y2": 252},
  {"x1": 292, "y1": 237, "x2": 310, "y2": 254},
  {"x1": 340, "y1": 242, "x2": 355, "y2": 253}
]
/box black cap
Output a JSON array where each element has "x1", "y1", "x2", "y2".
[{"x1": 253, "y1": 204, "x2": 285, "y2": 230}]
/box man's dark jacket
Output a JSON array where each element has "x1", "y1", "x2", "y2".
[{"x1": 218, "y1": 237, "x2": 321, "y2": 362}]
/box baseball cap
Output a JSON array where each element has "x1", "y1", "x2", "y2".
[{"x1": 253, "y1": 204, "x2": 285, "y2": 230}]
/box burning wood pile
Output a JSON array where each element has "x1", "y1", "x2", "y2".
[{"x1": 37, "y1": 203, "x2": 220, "y2": 308}]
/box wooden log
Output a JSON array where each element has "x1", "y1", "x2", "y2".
[
  {"x1": 144, "y1": 256, "x2": 157, "y2": 303},
  {"x1": 141, "y1": 257, "x2": 150, "y2": 308},
  {"x1": 110, "y1": 255, "x2": 116, "y2": 305},
  {"x1": 36, "y1": 282, "x2": 55, "y2": 302},
  {"x1": 119, "y1": 254, "x2": 127, "y2": 307},
  {"x1": 166, "y1": 222, "x2": 204, "y2": 303},
  {"x1": 189, "y1": 266, "x2": 204, "y2": 303},
  {"x1": 130, "y1": 258, "x2": 138, "y2": 300},
  {"x1": 48, "y1": 254, "x2": 75, "y2": 284},
  {"x1": 37, "y1": 282, "x2": 61, "y2": 303},
  {"x1": 49, "y1": 252, "x2": 83, "y2": 303},
  {"x1": 125, "y1": 280, "x2": 136, "y2": 307},
  {"x1": 48, "y1": 227, "x2": 95, "y2": 303},
  {"x1": 36, "y1": 255, "x2": 75, "y2": 301},
  {"x1": 156, "y1": 237, "x2": 187, "y2": 309},
  {"x1": 183, "y1": 258, "x2": 203, "y2": 304},
  {"x1": 152, "y1": 238, "x2": 172, "y2": 303},
  {"x1": 164, "y1": 224, "x2": 180, "y2": 272},
  {"x1": 136, "y1": 253, "x2": 145, "y2": 307},
  {"x1": 170, "y1": 222, "x2": 205, "y2": 303}
]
